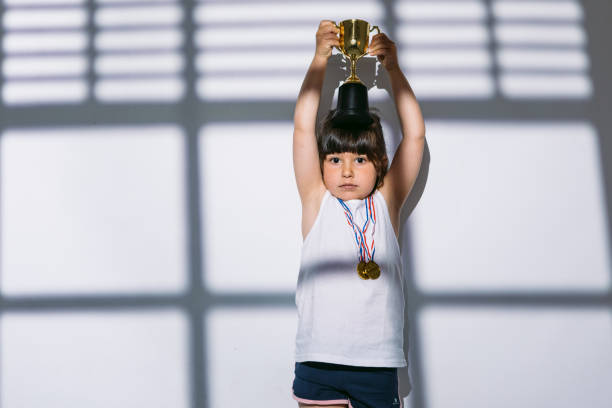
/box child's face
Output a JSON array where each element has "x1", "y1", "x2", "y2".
[{"x1": 322, "y1": 152, "x2": 377, "y2": 200}]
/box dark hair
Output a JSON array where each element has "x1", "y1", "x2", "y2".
[{"x1": 317, "y1": 109, "x2": 389, "y2": 195}]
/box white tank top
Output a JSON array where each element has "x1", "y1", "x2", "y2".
[{"x1": 294, "y1": 189, "x2": 407, "y2": 367}]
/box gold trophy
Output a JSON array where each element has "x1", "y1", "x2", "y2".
[
  {"x1": 335, "y1": 19, "x2": 380, "y2": 84},
  {"x1": 331, "y1": 19, "x2": 380, "y2": 127}
]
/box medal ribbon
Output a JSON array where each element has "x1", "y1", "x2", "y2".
[{"x1": 337, "y1": 195, "x2": 377, "y2": 262}]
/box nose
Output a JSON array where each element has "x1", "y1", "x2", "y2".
[{"x1": 342, "y1": 161, "x2": 353, "y2": 177}]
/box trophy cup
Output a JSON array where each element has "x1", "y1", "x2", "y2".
[{"x1": 331, "y1": 19, "x2": 380, "y2": 128}]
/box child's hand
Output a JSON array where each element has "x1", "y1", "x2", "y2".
[
  {"x1": 368, "y1": 33, "x2": 400, "y2": 72},
  {"x1": 315, "y1": 20, "x2": 340, "y2": 59}
]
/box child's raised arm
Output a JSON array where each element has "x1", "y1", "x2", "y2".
[
  {"x1": 368, "y1": 33, "x2": 426, "y2": 218},
  {"x1": 293, "y1": 20, "x2": 339, "y2": 205}
]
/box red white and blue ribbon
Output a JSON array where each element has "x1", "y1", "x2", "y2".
[{"x1": 337, "y1": 195, "x2": 377, "y2": 263}]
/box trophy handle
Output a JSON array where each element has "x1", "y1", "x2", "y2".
[
  {"x1": 366, "y1": 25, "x2": 381, "y2": 61},
  {"x1": 332, "y1": 21, "x2": 341, "y2": 51}
]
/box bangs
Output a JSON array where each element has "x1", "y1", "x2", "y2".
[{"x1": 319, "y1": 127, "x2": 378, "y2": 157}]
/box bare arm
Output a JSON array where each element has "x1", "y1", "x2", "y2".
[
  {"x1": 369, "y1": 33, "x2": 426, "y2": 216},
  {"x1": 293, "y1": 20, "x2": 339, "y2": 205}
]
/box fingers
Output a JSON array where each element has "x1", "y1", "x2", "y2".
[
  {"x1": 319, "y1": 33, "x2": 338, "y2": 41},
  {"x1": 319, "y1": 33, "x2": 339, "y2": 46},
  {"x1": 318, "y1": 19, "x2": 339, "y2": 34},
  {"x1": 368, "y1": 42, "x2": 395, "y2": 54},
  {"x1": 371, "y1": 32, "x2": 391, "y2": 41},
  {"x1": 368, "y1": 47, "x2": 392, "y2": 56},
  {"x1": 316, "y1": 20, "x2": 339, "y2": 47},
  {"x1": 370, "y1": 33, "x2": 394, "y2": 48},
  {"x1": 369, "y1": 33, "x2": 395, "y2": 56},
  {"x1": 315, "y1": 20, "x2": 340, "y2": 57},
  {"x1": 367, "y1": 32, "x2": 399, "y2": 69}
]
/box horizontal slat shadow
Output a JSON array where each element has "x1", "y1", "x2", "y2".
[{"x1": 2, "y1": 289, "x2": 611, "y2": 312}]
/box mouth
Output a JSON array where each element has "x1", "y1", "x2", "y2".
[{"x1": 340, "y1": 184, "x2": 358, "y2": 189}]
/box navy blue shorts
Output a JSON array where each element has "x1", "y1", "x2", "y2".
[{"x1": 292, "y1": 361, "x2": 402, "y2": 408}]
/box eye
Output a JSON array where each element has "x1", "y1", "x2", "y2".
[
  {"x1": 329, "y1": 157, "x2": 340, "y2": 164},
  {"x1": 356, "y1": 157, "x2": 367, "y2": 164}
]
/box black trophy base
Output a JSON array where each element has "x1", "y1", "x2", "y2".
[{"x1": 331, "y1": 82, "x2": 373, "y2": 128}]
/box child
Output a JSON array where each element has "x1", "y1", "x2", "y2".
[{"x1": 292, "y1": 20, "x2": 426, "y2": 408}]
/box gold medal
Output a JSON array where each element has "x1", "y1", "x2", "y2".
[
  {"x1": 337, "y1": 195, "x2": 378, "y2": 281},
  {"x1": 357, "y1": 261, "x2": 369, "y2": 280},
  {"x1": 365, "y1": 261, "x2": 380, "y2": 279}
]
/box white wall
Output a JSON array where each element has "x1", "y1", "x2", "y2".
[{"x1": 2, "y1": 0, "x2": 611, "y2": 407}]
